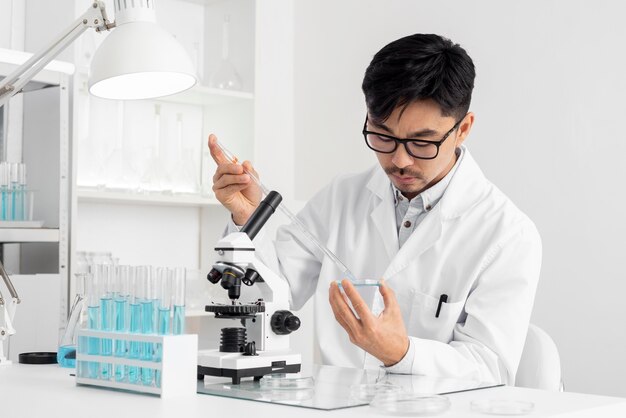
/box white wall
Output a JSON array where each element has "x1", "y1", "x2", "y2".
[{"x1": 294, "y1": 0, "x2": 626, "y2": 397}]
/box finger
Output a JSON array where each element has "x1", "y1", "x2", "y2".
[
  {"x1": 213, "y1": 183, "x2": 252, "y2": 198},
  {"x1": 212, "y1": 173, "x2": 250, "y2": 190},
  {"x1": 241, "y1": 160, "x2": 259, "y2": 179},
  {"x1": 212, "y1": 164, "x2": 244, "y2": 183},
  {"x1": 329, "y1": 282, "x2": 360, "y2": 334},
  {"x1": 208, "y1": 134, "x2": 233, "y2": 165},
  {"x1": 340, "y1": 279, "x2": 375, "y2": 326},
  {"x1": 379, "y1": 279, "x2": 398, "y2": 313}
]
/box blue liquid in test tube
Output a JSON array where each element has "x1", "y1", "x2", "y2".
[
  {"x1": 128, "y1": 301, "x2": 141, "y2": 383},
  {"x1": 173, "y1": 305, "x2": 185, "y2": 335},
  {"x1": 155, "y1": 306, "x2": 170, "y2": 386},
  {"x1": 141, "y1": 299, "x2": 155, "y2": 385},
  {"x1": 100, "y1": 296, "x2": 114, "y2": 380},
  {"x1": 87, "y1": 305, "x2": 100, "y2": 379},
  {"x1": 114, "y1": 297, "x2": 128, "y2": 381},
  {"x1": 157, "y1": 307, "x2": 170, "y2": 336},
  {"x1": 172, "y1": 268, "x2": 186, "y2": 335}
]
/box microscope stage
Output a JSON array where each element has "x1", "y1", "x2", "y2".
[
  {"x1": 198, "y1": 349, "x2": 302, "y2": 384},
  {"x1": 198, "y1": 349, "x2": 301, "y2": 370}
]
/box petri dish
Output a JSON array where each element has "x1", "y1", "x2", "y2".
[
  {"x1": 350, "y1": 382, "x2": 403, "y2": 403},
  {"x1": 259, "y1": 374, "x2": 315, "y2": 390},
  {"x1": 370, "y1": 393, "x2": 451, "y2": 416},
  {"x1": 470, "y1": 400, "x2": 535, "y2": 415}
]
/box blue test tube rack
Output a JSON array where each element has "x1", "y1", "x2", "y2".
[{"x1": 75, "y1": 329, "x2": 197, "y2": 398}]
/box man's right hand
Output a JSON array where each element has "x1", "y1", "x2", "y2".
[{"x1": 208, "y1": 134, "x2": 262, "y2": 225}]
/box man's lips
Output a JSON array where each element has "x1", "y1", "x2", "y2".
[{"x1": 391, "y1": 174, "x2": 416, "y2": 184}]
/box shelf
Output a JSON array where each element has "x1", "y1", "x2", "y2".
[
  {"x1": 76, "y1": 189, "x2": 222, "y2": 207},
  {"x1": 156, "y1": 84, "x2": 254, "y2": 106},
  {"x1": 0, "y1": 227, "x2": 60, "y2": 243}
]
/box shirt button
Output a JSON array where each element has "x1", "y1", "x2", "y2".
[
  {"x1": 404, "y1": 220, "x2": 412, "y2": 228},
  {"x1": 425, "y1": 204, "x2": 432, "y2": 211}
]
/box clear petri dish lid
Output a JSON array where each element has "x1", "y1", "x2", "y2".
[
  {"x1": 259, "y1": 374, "x2": 315, "y2": 390},
  {"x1": 370, "y1": 392, "x2": 451, "y2": 416},
  {"x1": 470, "y1": 399, "x2": 534, "y2": 415},
  {"x1": 350, "y1": 382, "x2": 403, "y2": 403}
]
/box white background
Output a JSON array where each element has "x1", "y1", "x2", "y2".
[{"x1": 1, "y1": 0, "x2": 625, "y2": 398}]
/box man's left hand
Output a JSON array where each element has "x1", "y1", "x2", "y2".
[{"x1": 329, "y1": 279, "x2": 409, "y2": 366}]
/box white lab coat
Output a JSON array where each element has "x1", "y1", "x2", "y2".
[{"x1": 252, "y1": 146, "x2": 541, "y2": 385}]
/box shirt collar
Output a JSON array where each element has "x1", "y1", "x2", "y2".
[{"x1": 391, "y1": 147, "x2": 464, "y2": 211}]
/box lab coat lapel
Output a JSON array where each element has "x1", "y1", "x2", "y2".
[{"x1": 367, "y1": 168, "x2": 400, "y2": 262}]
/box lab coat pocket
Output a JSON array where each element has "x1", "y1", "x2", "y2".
[{"x1": 408, "y1": 290, "x2": 464, "y2": 343}]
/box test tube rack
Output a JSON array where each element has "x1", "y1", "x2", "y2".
[{"x1": 75, "y1": 329, "x2": 197, "y2": 398}]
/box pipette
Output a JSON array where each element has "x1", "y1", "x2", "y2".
[{"x1": 216, "y1": 140, "x2": 358, "y2": 282}]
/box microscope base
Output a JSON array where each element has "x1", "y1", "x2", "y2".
[{"x1": 197, "y1": 349, "x2": 301, "y2": 384}]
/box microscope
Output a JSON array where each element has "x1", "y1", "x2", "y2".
[{"x1": 197, "y1": 191, "x2": 302, "y2": 384}]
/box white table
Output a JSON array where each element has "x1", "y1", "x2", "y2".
[{"x1": 2, "y1": 364, "x2": 625, "y2": 417}]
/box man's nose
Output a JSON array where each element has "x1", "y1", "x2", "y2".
[{"x1": 392, "y1": 144, "x2": 414, "y2": 168}]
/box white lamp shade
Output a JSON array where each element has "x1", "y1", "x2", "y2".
[{"x1": 89, "y1": 21, "x2": 196, "y2": 100}]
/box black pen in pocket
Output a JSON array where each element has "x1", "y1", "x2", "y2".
[{"x1": 435, "y1": 294, "x2": 448, "y2": 318}]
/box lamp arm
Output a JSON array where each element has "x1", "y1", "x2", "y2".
[
  {"x1": 0, "y1": 260, "x2": 18, "y2": 363},
  {"x1": 0, "y1": 1, "x2": 113, "y2": 108}
]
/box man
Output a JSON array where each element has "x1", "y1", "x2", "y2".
[{"x1": 208, "y1": 33, "x2": 541, "y2": 385}]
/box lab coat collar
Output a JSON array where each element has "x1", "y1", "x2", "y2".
[{"x1": 366, "y1": 145, "x2": 487, "y2": 221}]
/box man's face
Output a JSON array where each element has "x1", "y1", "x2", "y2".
[{"x1": 367, "y1": 99, "x2": 473, "y2": 199}]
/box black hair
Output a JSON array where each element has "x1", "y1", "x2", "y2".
[{"x1": 362, "y1": 33, "x2": 475, "y2": 123}]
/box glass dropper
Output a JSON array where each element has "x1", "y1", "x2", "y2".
[{"x1": 216, "y1": 140, "x2": 357, "y2": 282}]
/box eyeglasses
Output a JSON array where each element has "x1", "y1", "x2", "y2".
[{"x1": 362, "y1": 114, "x2": 466, "y2": 160}]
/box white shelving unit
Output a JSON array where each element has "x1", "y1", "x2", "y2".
[
  {"x1": 0, "y1": 48, "x2": 72, "y2": 361},
  {"x1": 0, "y1": 47, "x2": 71, "y2": 279}
]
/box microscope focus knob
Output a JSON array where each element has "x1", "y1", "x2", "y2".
[{"x1": 271, "y1": 310, "x2": 301, "y2": 335}]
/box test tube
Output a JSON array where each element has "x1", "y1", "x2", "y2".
[
  {"x1": 99, "y1": 264, "x2": 114, "y2": 380},
  {"x1": 139, "y1": 266, "x2": 155, "y2": 386},
  {"x1": 172, "y1": 268, "x2": 186, "y2": 335},
  {"x1": 10, "y1": 163, "x2": 20, "y2": 221},
  {"x1": 157, "y1": 268, "x2": 172, "y2": 336},
  {"x1": 0, "y1": 162, "x2": 8, "y2": 220},
  {"x1": 114, "y1": 265, "x2": 131, "y2": 382},
  {"x1": 18, "y1": 163, "x2": 26, "y2": 221},
  {"x1": 155, "y1": 268, "x2": 172, "y2": 387},
  {"x1": 127, "y1": 266, "x2": 142, "y2": 384},
  {"x1": 84, "y1": 267, "x2": 100, "y2": 379}
]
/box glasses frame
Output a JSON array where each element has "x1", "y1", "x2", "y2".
[{"x1": 362, "y1": 114, "x2": 466, "y2": 160}]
